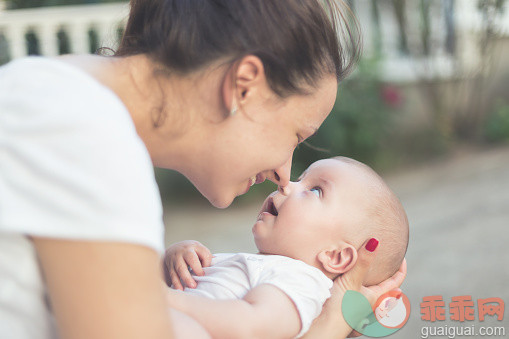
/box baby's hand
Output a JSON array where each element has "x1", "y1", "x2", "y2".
[{"x1": 163, "y1": 240, "x2": 213, "y2": 290}]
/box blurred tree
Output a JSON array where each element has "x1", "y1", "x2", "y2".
[
  {"x1": 418, "y1": 0, "x2": 431, "y2": 56},
  {"x1": 484, "y1": 101, "x2": 509, "y2": 142},
  {"x1": 444, "y1": 0, "x2": 456, "y2": 55},
  {"x1": 388, "y1": 0, "x2": 507, "y2": 142},
  {"x1": 392, "y1": 0, "x2": 409, "y2": 55},
  {"x1": 370, "y1": 0, "x2": 383, "y2": 58},
  {"x1": 458, "y1": 0, "x2": 508, "y2": 140}
]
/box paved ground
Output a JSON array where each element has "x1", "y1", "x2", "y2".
[{"x1": 163, "y1": 145, "x2": 509, "y2": 338}]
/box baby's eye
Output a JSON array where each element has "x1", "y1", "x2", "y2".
[{"x1": 310, "y1": 187, "x2": 322, "y2": 197}]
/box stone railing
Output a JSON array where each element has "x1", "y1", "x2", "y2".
[{"x1": 0, "y1": 3, "x2": 129, "y2": 60}]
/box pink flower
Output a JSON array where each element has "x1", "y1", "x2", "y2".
[{"x1": 381, "y1": 85, "x2": 403, "y2": 108}]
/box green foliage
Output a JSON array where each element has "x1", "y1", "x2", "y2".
[
  {"x1": 484, "y1": 101, "x2": 509, "y2": 143},
  {"x1": 292, "y1": 58, "x2": 399, "y2": 176}
]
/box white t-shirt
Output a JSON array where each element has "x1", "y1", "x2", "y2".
[
  {"x1": 0, "y1": 57, "x2": 165, "y2": 338},
  {"x1": 184, "y1": 253, "x2": 333, "y2": 338}
]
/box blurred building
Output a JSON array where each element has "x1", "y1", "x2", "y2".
[{"x1": 0, "y1": 0, "x2": 508, "y2": 82}]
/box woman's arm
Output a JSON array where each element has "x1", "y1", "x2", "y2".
[
  {"x1": 302, "y1": 240, "x2": 407, "y2": 339},
  {"x1": 32, "y1": 237, "x2": 210, "y2": 339}
]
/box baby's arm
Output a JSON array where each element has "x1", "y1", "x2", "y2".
[{"x1": 166, "y1": 284, "x2": 301, "y2": 339}]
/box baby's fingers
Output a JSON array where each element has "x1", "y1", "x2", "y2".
[
  {"x1": 195, "y1": 245, "x2": 213, "y2": 268},
  {"x1": 169, "y1": 269, "x2": 184, "y2": 291},
  {"x1": 184, "y1": 251, "x2": 205, "y2": 277},
  {"x1": 175, "y1": 260, "x2": 197, "y2": 289}
]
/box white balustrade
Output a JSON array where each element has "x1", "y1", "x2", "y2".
[
  {"x1": 39, "y1": 23, "x2": 59, "y2": 57},
  {"x1": 0, "y1": 2, "x2": 129, "y2": 60}
]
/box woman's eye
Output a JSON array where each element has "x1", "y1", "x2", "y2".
[{"x1": 310, "y1": 187, "x2": 321, "y2": 197}]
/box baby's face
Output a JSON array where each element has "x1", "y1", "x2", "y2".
[{"x1": 253, "y1": 158, "x2": 372, "y2": 265}]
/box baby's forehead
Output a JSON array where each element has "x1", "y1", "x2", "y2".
[
  {"x1": 302, "y1": 159, "x2": 383, "y2": 196},
  {"x1": 303, "y1": 158, "x2": 363, "y2": 179}
]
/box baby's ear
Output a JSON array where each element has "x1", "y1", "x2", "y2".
[{"x1": 317, "y1": 244, "x2": 357, "y2": 275}]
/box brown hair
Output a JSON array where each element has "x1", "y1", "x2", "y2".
[{"x1": 116, "y1": 0, "x2": 361, "y2": 97}]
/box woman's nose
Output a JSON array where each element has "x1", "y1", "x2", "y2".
[{"x1": 270, "y1": 155, "x2": 292, "y2": 187}]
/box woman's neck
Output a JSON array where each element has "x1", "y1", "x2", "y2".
[{"x1": 58, "y1": 54, "x2": 224, "y2": 174}]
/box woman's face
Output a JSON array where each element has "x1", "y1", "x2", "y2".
[{"x1": 196, "y1": 74, "x2": 338, "y2": 208}]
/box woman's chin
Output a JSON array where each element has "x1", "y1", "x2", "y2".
[
  {"x1": 208, "y1": 192, "x2": 235, "y2": 209},
  {"x1": 196, "y1": 182, "x2": 235, "y2": 209}
]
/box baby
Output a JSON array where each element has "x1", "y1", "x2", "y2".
[{"x1": 164, "y1": 157, "x2": 409, "y2": 339}]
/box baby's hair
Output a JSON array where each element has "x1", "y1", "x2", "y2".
[{"x1": 331, "y1": 157, "x2": 409, "y2": 286}]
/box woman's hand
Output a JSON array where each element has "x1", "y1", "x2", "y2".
[
  {"x1": 335, "y1": 240, "x2": 407, "y2": 305},
  {"x1": 163, "y1": 240, "x2": 213, "y2": 290},
  {"x1": 339, "y1": 253, "x2": 406, "y2": 337},
  {"x1": 302, "y1": 238, "x2": 407, "y2": 339}
]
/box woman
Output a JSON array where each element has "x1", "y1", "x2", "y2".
[{"x1": 0, "y1": 0, "x2": 405, "y2": 338}]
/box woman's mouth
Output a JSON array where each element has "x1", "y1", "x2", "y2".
[
  {"x1": 255, "y1": 173, "x2": 265, "y2": 184},
  {"x1": 244, "y1": 174, "x2": 266, "y2": 194},
  {"x1": 244, "y1": 176, "x2": 256, "y2": 194}
]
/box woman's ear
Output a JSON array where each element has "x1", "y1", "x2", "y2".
[
  {"x1": 221, "y1": 55, "x2": 267, "y2": 115},
  {"x1": 317, "y1": 244, "x2": 358, "y2": 275},
  {"x1": 235, "y1": 55, "x2": 265, "y2": 102}
]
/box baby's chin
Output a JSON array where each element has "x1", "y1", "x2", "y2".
[
  {"x1": 253, "y1": 244, "x2": 308, "y2": 264},
  {"x1": 252, "y1": 238, "x2": 279, "y2": 256}
]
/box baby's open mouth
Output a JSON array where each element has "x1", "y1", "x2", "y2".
[{"x1": 266, "y1": 198, "x2": 278, "y2": 216}]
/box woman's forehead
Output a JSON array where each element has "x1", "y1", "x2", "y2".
[{"x1": 291, "y1": 75, "x2": 337, "y2": 124}]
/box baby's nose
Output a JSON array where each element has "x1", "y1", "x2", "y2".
[
  {"x1": 277, "y1": 181, "x2": 296, "y2": 196},
  {"x1": 277, "y1": 185, "x2": 288, "y2": 195}
]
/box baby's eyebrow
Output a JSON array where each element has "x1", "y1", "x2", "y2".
[
  {"x1": 297, "y1": 170, "x2": 309, "y2": 181},
  {"x1": 317, "y1": 177, "x2": 334, "y2": 191}
]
